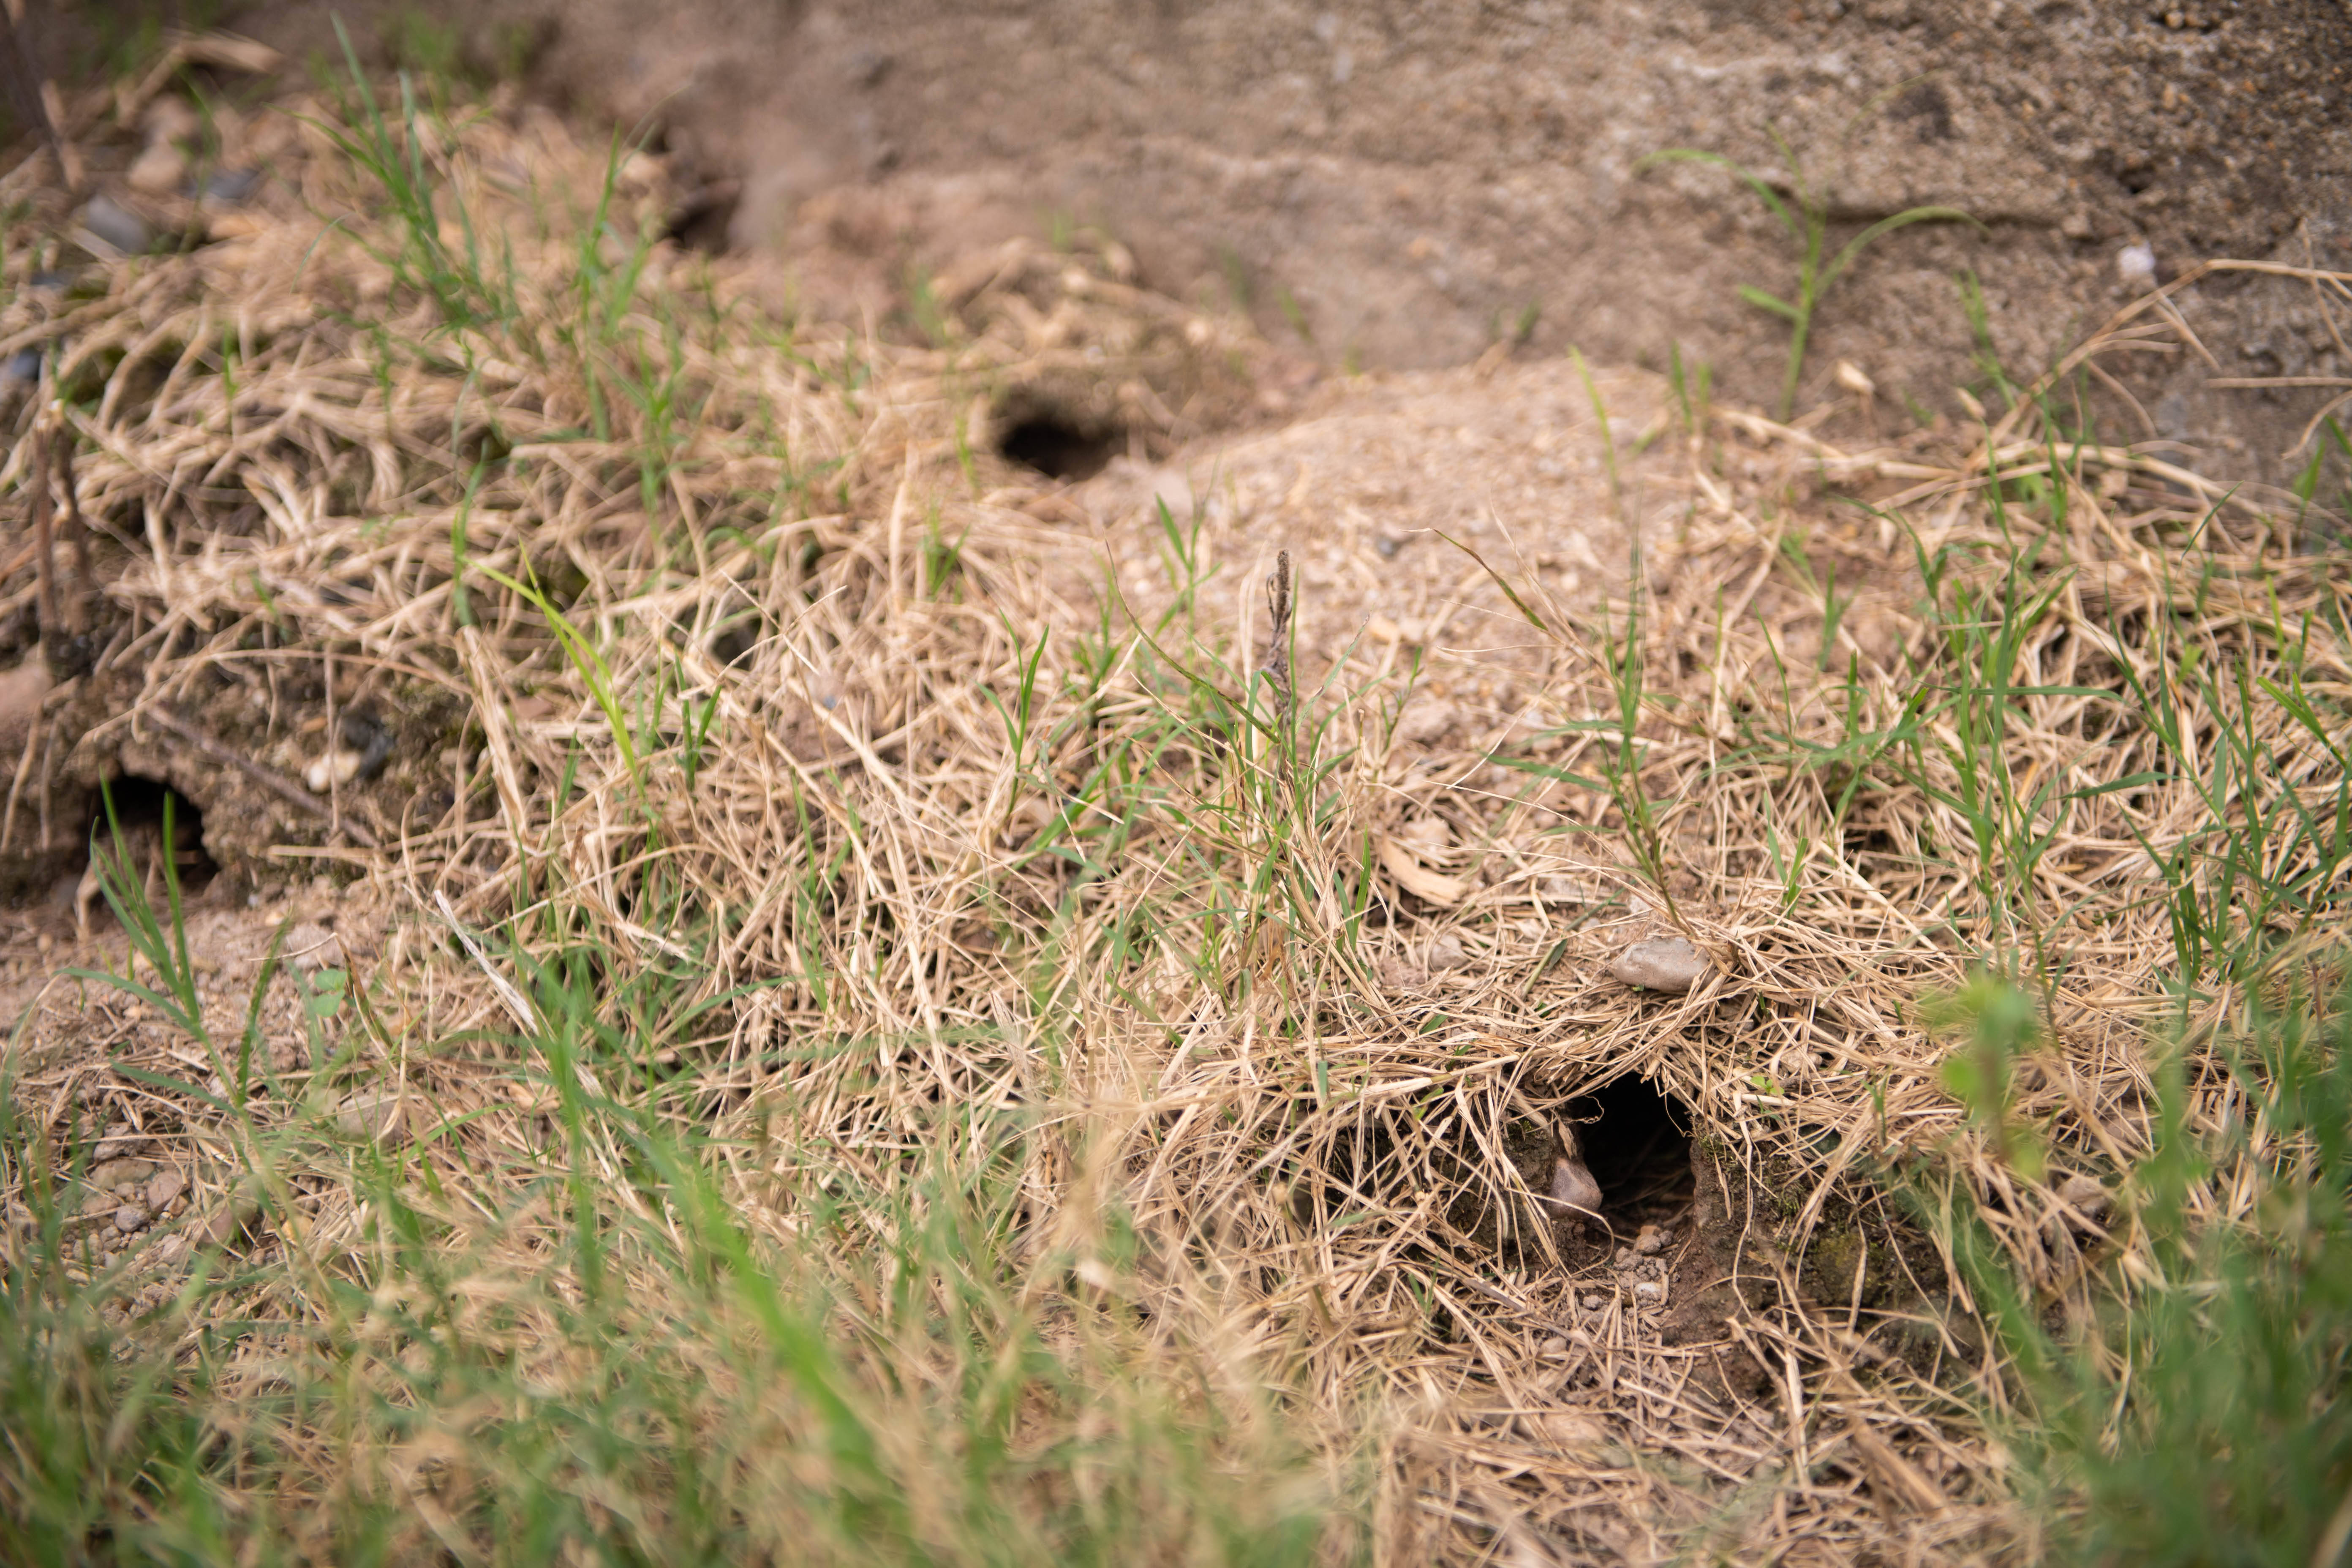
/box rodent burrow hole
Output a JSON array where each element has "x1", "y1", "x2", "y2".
[
  {"x1": 1563, "y1": 1075, "x2": 1695, "y2": 1230},
  {"x1": 87, "y1": 774, "x2": 218, "y2": 896},
  {"x1": 995, "y1": 402, "x2": 1121, "y2": 481}
]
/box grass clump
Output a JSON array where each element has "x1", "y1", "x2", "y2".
[
  {"x1": 5, "y1": 32, "x2": 2352, "y2": 1568},
  {"x1": 1933, "y1": 975, "x2": 2352, "y2": 1567}
]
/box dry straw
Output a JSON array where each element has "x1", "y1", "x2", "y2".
[{"x1": 1, "y1": 56, "x2": 2347, "y2": 1565}]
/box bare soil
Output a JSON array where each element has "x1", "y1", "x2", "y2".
[{"x1": 203, "y1": 0, "x2": 2352, "y2": 485}]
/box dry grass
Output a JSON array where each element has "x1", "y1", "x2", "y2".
[{"x1": 0, "y1": 48, "x2": 2348, "y2": 1565}]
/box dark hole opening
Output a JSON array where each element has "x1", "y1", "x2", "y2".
[
  {"x1": 88, "y1": 776, "x2": 218, "y2": 896},
  {"x1": 666, "y1": 179, "x2": 741, "y2": 254},
  {"x1": 709, "y1": 614, "x2": 761, "y2": 670},
  {"x1": 998, "y1": 415, "x2": 1117, "y2": 481},
  {"x1": 1565, "y1": 1075, "x2": 1694, "y2": 1230}
]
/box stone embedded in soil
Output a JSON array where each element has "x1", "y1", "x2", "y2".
[
  {"x1": 90, "y1": 1157, "x2": 153, "y2": 1192},
  {"x1": 145, "y1": 1167, "x2": 187, "y2": 1212},
  {"x1": 1549, "y1": 1156, "x2": 1603, "y2": 1220},
  {"x1": 335, "y1": 1090, "x2": 412, "y2": 1145},
  {"x1": 1528, "y1": 1410, "x2": 1608, "y2": 1449},
  {"x1": 1581, "y1": 1294, "x2": 1604, "y2": 1312},
  {"x1": 1609, "y1": 936, "x2": 1707, "y2": 994},
  {"x1": 1391, "y1": 697, "x2": 1460, "y2": 748},
  {"x1": 284, "y1": 923, "x2": 345, "y2": 972},
  {"x1": 202, "y1": 167, "x2": 263, "y2": 204},
  {"x1": 1633, "y1": 1224, "x2": 1665, "y2": 1255},
  {"x1": 202, "y1": 1201, "x2": 257, "y2": 1247},
  {"x1": 1633, "y1": 1279, "x2": 1663, "y2": 1302},
  {"x1": 114, "y1": 1204, "x2": 149, "y2": 1234},
  {"x1": 79, "y1": 195, "x2": 152, "y2": 256}
]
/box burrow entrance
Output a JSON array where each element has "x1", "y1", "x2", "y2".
[
  {"x1": 997, "y1": 411, "x2": 1119, "y2": 481},
  {"x1": 1562, "y1": 1075, "x2": 1695, "y2": 1234},
  {"x1": 84, "y1": 774, "x2": 218, "y2": 901}
]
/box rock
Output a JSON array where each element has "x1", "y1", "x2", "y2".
[
  {"x1": 1633, "y1": 1279, "x2": 1663, "y2": 1302},
  {"x1": 305, "y1": 749, "x2": 365, "y2": 792},
  {"x1": 2117, "y1": 243, "x2": 2157, "y2": 289},
  {"x1": 1527, "y1": 1410, "x2": 1608, "y2": 1448},
  {"x1": 283, "y1": 923, "x2": 344, "y2": 972},
  {"x1": 334, "y1": 1089, "x2": 411, "y2": 1145},
  {"x1": 1392, "y1": 697, "x2": 1459, "y2": 747},
  {"x1": 79, "y1": 195, "x2": 152, "y2": 257},
  {"x1": 1632, "y1": 1223, "x2": 1665, "y2": 1255},
  {"x1": 1549, "y1": 1156, "x2": 1602, "y2": 1220},
  {"x1": 1613, "y1": 1246, "x2": 1636, "y2": 1269},
  {"x1": 1609, "y1": 936, "x2": 1707, "y2": 994},
  {"x1": 1425, "y1": 931, "x2": 1469, "y2": 971},
  {"x1": 201, "y1": 1200, "x2": 257, "y2": 1248},
  {"x1": 1581, "y1": 1294, "x2": 1604, "y2": 1312},
  {"x1": 201, "y1": 167, "x2": 263, "y2": 204},
  {"x1": 145, "y1": 1166, "x2": 187, "y2": 1212},
  {"x1": 1539, "y1": 1335, "x2": 1568, "y2": 1356},
  {"x1": 113, "y1": 1204, "x2": 149, "y2": 1234},
  {"x1": 90, "y1": 1157, "x2": 153, "y2": 1192}
]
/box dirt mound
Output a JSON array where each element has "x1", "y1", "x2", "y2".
[{"x1": 211, "y1": 0, "x2": 2352, "y2": 488}]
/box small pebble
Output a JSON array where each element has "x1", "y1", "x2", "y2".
[
  {"x1": 1609, "y1": 936, "x2": 1708, "y2": 993},
  {"x1": 1613, "y1": 1247, "x2": 1636, "y2": 1269},
  {"x1": 79, "y1": 194, "x2": 152, "y2": 256},
  {"x1": 1633, "y1": 1279, "x2": 1663, "y2": 1302},
  {"x1": 334, "y1": 1090, "x2": 411, "y2": 1145},
  {"x1": 145, "y1": 1167, "x2": 187, "y2": 1211},
  {"x1": 1582, "y1": 1294, "x2": 1604, "y2": 1312},
  {"x1": 113, "y1": 1204, "x2": 148, "y2": 1234},
  {"x1": 284, "y1": 923, "x2": 345, "y2": 972},
  {"x1": 1540, "y1": 1335, "x2": 1568, "y2": 1356},
  {"x1": 202, "y1": 167, "x2": 263, "y2": 203},
  {"x1": 1633, "y1": 1224, "x2": 1665, "y2": 1255}
]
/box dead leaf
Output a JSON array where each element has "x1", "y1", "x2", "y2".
[{"x1": 1378, "y1": 835, "x2": 1467, "y2": 906}]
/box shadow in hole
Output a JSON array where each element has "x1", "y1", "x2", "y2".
[
  {"x1": 1563, "y1": 1075, "x2": 1695, "y2": 1233},
  {"x1": 82, "y1": 776, "x2": 217, "y2": 920},
  {"x1": 998, "y1": 414, "x2": 1117, "y2": 481}
]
